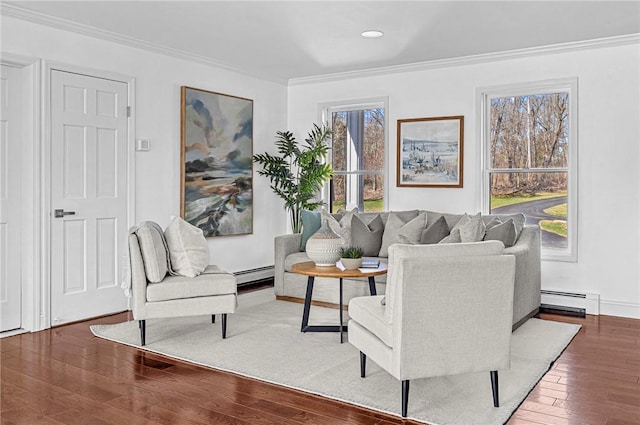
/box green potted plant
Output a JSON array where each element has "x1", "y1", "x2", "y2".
[
  {"x1": 253, "y1": 124, "x2": 333, "y2": 233},
  {"x1": 339, "y1": 246, "x2": 364, "y2": 270}
]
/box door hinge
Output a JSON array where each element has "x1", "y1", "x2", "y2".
[{"x1": 127, "y1": 106, "x2": 131, "y2": 117}]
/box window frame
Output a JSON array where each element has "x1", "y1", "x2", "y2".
[
  {"x1": 478, "y1": 78, "x2": 578, "y2": 262},
  {"x1": 319, "y1": 97, "x2": 389, "y2": 212}
]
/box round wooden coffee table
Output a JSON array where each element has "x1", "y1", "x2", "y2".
[{"x1": 291, "y1": 261, "x2": 388, "y2": 343}]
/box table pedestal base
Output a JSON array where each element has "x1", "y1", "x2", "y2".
[{"x1": 300, "y1": 275, "x2": 377, "y2": 343}]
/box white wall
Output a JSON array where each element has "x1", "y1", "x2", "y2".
[
  {"x1": 3, "y1": 14, "x2": 639, "y2": 319},
  {"x1": 2, "y1": 16, "x2": 289, "y2": 274},
  {"x1": 288, "y1": 41, "x2": 640, "y2": 318}
]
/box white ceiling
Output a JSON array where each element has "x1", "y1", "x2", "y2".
[{"x1": 5, "y1": 1, "x2": 640, "y2": 83}]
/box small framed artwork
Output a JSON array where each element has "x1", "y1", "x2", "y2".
[
  {"x1": 180, "y1": 86, "x2": 253, "y2": 237},
  {"x1": 396, "y1": 115, "x2": 464, "y2": 188}
]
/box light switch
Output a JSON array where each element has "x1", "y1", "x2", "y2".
[{"x1": 136, "y1": 139, "x2": 150, "y2": 151}]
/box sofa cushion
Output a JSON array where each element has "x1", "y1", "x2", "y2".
[
  {"x1": 349, "y1": 295, "x2": 392, "y2": 347},
  {"x1": 321, "y1": 208, "x2": 357, "y2": 246},
  {"x1": 146, "y1": 269, "x2": 237, "y2": 302},
  {"x1": 284, "y1": 252, "x2": 312, "y2": 272},
  {"x1": 164, "y1": 216, "x2": 209, "y2": 278},
  {"x1": 135, "y1": 222, "x2": 168, "y2": 283},
  {"x1": 351, "y1": 214, "x2": 385, "y2": 256},
  {"x1": 484, "y1": 217, "x2": 518, "y2": 247},
  {"x1": 420, "y1": 215, "x2": 450, "y2": 244},
  {"x1": 450, "y1": 212, "x2": 486, "y2": 243},
  {"x1": 379, "y1": 211, "x2": 426, "y2": 257},
  {"x1": 300, "y1": 209, "x2": 322, "y2": 251}
]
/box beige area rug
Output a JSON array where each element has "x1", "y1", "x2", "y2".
[{"x1": 91, "y1": 289, "x2": 581, "y2": 425}]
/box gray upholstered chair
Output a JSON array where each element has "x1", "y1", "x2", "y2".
[
  {"x1": 348, "y1": 241, "x2": 516, "y2": 418},
  {"x1": 128, "y1": 225, "x2": 237, "y2": 346}
]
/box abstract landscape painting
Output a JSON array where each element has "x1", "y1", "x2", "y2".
[
  {"x1": 397, "y1": 116, "x2": 464, "y2": 188},
  {"x1": 180, "y1": 87, "x2": 253, "y2": 237}
]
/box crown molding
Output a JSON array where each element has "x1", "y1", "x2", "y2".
[
  {"x1": 0, "y1": 3, "x2": 288, "y2": 85},
  {"x1": 288, "y1": 33, "x2": 640, "y2": 86},
  {"x1": 3, "y1": 3, "x2": 637, "y2": 88}
]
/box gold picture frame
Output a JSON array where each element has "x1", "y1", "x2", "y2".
[
  {"x1": 180, "y1": 86, "x2": 253, "y2": 237},
  {"x1": 396, "y1": 115, "x2": 464, "y2": 188}
]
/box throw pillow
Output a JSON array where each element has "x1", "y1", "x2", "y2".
[
  {"x1": 300, "y1": 209, "x2": 321, "y2": 251},
  {"x1": 379, "y1": 211, "x2": 427, "y2": 257},
  {"x1": 450, "y1": 212, "x2": 486, "y2": 243},
  {"x1": 321, "y1": 208, "x2": 357, "y2": 246},
  {"x1": 135, "y1": 222, "x2": 169, "y2": 283},
  {"x1": 424, "y1": 210, "x2": 464, "y2": 229},
  {"x1": 351, "y1": 214, "x2": 384, "y2": 256},
  {"x1": 438, "y1": 228, "x2": 462, "y2": 244},
  {"x1": 483, "y1": 213, "x2": 526, "y2": 235},
  {"x1": 164, "y1": 216, "x2": 209, "y2": 278},
  {"x1": 420, "y1": 215, "x2": 450, "y2": 244},
  {"x1": 484, "y1": 218, "x2": 518, "y2": 247}
]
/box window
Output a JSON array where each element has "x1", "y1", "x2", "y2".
[
  {"x1": 479, "y1": 79, "x2": 577, "y2": 261},
  {"x1": 322, "y1": 99, "x2": 387, "y2": 213}
]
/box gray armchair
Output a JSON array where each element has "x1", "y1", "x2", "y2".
[
  {"x1": 128, "y1": 226, "x2": 237, "y2": 346},
  {"x1": 348, "y1": 241, "x2": 515, "y2": 418}
]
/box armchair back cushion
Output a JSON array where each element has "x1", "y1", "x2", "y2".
[
  {"x1": 384, "y1": 241, "x2": 505, "y2": 323},
  {"x1": 134, "y1": 222, "x2": 168, "y2": 283}
]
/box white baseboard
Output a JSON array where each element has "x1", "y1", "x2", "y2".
[{"x1": 599, "y1": 300, "x2": 640, "y2": 319}]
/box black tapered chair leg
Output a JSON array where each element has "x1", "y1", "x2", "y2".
[
  {"x1": 221, "y1": 314, "x2": 227, "y2": 339},
  {"x1": 139, "y1": 320, "x2": 146, "y2": 346},
  {"x1": 490, "y1": 370, "x2": 499, "y2": 407},
  {"x1": 401, "y1": 380, "x2": 410, "y2": 417},
  {"x1": 212, "y1": 314, "x2": 216, "y2": 324},
  {"x1": 359, "y1": 351, "x2": 366, "y2": 378}
]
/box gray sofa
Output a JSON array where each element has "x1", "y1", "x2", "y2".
[{"x1": 274, "y1": 209, "x2": 541, "y2": 329}]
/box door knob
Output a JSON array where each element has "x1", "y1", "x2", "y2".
[{"x1": 54, "y1": 209, "x2": 76, "y2": 218}]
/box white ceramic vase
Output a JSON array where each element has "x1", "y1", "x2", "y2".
[{"x1": 306, "y1": 219, "x2": 344, "y2": 266}]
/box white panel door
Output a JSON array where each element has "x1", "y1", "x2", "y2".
[
  {"x1": 50, "y1": 70, "x2": 128, "y2": 325},
  {"x1": 0, "y1": 64, "x2": 23, "y2": 332}
]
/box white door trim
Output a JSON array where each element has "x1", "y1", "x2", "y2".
[
  {"x1": 40, "y1": 61, "x2": 136, "y2": 330},
  {"x1": 0, "y1": 53, "x2": 41, "y2": 333}
]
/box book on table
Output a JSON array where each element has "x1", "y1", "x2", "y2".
[{"x1": 360, "y1": 259, "x2": 380, "y2": 268}]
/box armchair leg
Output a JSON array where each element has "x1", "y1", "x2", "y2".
[
  {"x1": 221, "y1": 314, "x2": 228, "y2": 339},
  {"x1": 359, "y1": 351, "x2": 366, "y2": 378},
  {"x1": 490, "y1": 370, "x2": 499, "y2": 407},
  {"x1": 212, "y1": 314, "x2": 216, "y2": 324},
  {"x1": 138, "y1": 320, "x2": 146, "y2": 346},
  {"x1": 402, "y1": 380, "x2": 410, "y2": 417}
]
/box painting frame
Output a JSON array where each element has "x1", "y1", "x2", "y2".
[
  {"x1": 180, "y1": 86, "x2": 253, "y2": 237},
  {"x1": 396, "y1": 115, "x2": 464, "y2": 188}
]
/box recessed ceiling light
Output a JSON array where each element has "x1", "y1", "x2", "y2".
[{"x1": 361, "y1": 30, "x2": 383, "y2": 39}]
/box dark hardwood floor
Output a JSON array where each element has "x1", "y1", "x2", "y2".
[{"x1": 1, "y1": 283, "x2": 639, "y2": 425}]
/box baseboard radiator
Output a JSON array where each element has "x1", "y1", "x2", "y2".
[
  {"x1": 234, "y1": 266, "x2": 275, "y2": 286},
  {"x1": 540, "y1": 290, "x2": 600, "y2": 316}
]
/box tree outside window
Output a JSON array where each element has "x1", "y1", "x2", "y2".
[
  {"x1": 328, "y1": 105, "x2": 385, "y2": 212},
  {"x1": 481, "y1": 79, "x2": 577, "y2": 261}
]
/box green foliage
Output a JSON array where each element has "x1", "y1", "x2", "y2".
[
  {"x1": 253, "y1": 124, "x2": 333, "y2": 233},
  {"x1": 539, "y1": 219, "x2": 568, "y2": 238},
  {"x1": 543, "y1": 203, "x2": 567, "y2": 218},
  {"x1": 332, "y1": 198, "x2": 383, "y2": 213},
  {"x1": 490, "y1": 192, "x2": 567, "y2": 209},
  {"x1": 339, "y1": 246, "x2": 364, "y2": 259}
]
